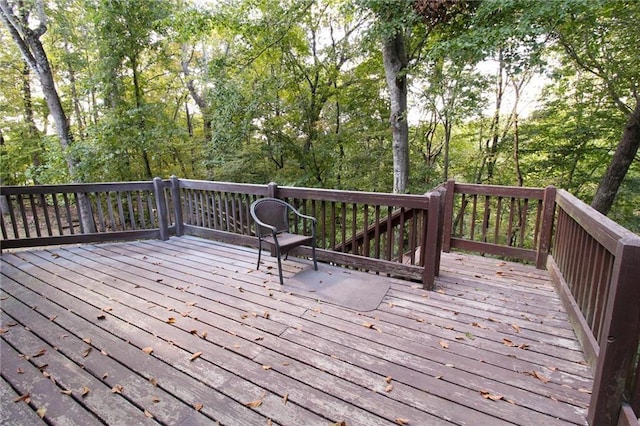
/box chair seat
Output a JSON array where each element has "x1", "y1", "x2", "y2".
[{"x1": 263, "y1": 232, "x2": 314, "y2": 251}]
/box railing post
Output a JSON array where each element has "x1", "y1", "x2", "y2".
[
  {"x1": 442, "y1": 179, "x2": 455, "y2": 252},
  {"x1": 153, "y1": 177, "x2": 169, "y2": 241},
  {"x1": 422, "y1": 191, "x2": 441, "y2": 290},
  {"x1": 536, "y1": 185, "x2": 556, "y2": 269},
  {"x1": 588, "y1": 236, "x2": 640, "y2": 426},
  {"x1": 267, "y1": 182, "x2": 278, "y2": 198},
  {"x1": 170, "y1": 176, "x2": 184, "y2": 236}
]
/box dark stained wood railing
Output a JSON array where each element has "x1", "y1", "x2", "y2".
[
  {"x1": 0, "y1": 178, "x2": 175, "y2": 249},
  {"x1": 2, "y1": 177, "x2": 639, "y2": 424},
  {"x1": 547, "y1": 189, "x2": 640, "y2": 426},
  {"x1": 272, "y1": 183, "x2": 441, "y2": 289},
  {"x1": 172, "y1": 179, "x2": 441, "y2": 289},
  {"x1": 441, "y1": 180, "x2": 556, "y2": 268}
]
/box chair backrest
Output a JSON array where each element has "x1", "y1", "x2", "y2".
[{"x1": 251, "y1": 198, "x2": 290, "y2": 236}]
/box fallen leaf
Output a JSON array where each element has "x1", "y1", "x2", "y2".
[
  {"x1": 32, "y1": 348, "x2": 46, "y2": 358},
  {"x1": 362, "y1": 322, "x2": 381, "y2": 332},
  {"x1": 82, "y1": 347, "x2": 92, "y2": 357},
  {"x1": 96, "y1": 314, "x2": 106, "y2": 320},
  {"x1": 480, "y1": 390, "x2": 504, "y2": 401},
  {"x1": 435, "y1": 375, "x2": 442, "y2": 380},
  {"x1": 49, "y1": 315, "x2": 57, "y2": 321},
  {"x1": 60, "y1": 390, "x2": 72, "y2": 395},
  {"x1": 263, "y1": 311, "x2": 270, "y2": 319},
  {"x1": 190, "y1": 329, "x2": 198, "y2": 335},
  {"x1": 529, "y1": 371, "x2": 550, "y2": 384},
  {"x1": 262, "y1": 365, "x2": 272, "y2": 370},
  {"x1": 283, "y1": 393, "x2": 289, "y2": 404},
  {"x1": 439, "y1": 340, "x2": 449, "y2": 349},
  {"x1": 81, "y1": 386, "x2": 90, "y2": 397},
  {"x1": 102, "y1": 307, "x2": 113, "y2": 312},
  {"x1": 511, "y1": 324, "x2": 521, "y2": 333},
  {"x1": 102, "y1": 372, "x2": 109, "y2": 380},
  {"x1": 385, "y1": 376, "x2": 393, "y2": 384},
  {"x1": 245, "y1": 399, "x2": 263, "y2": 408},
  {"x1": 17, "y1": 368, "x2": 25, "y2": 374},
  {"x1": 254, "y1": 336, "x2": 264, "y2": 341},
  {"x1": 144, "y1": 410, "x2": 153, "y2": 418},
  {"x1": 194, "y1": 403, "x2": 203, "y2": 411},
  {"x1": 465, "y1": 332, "x2": 475, "y2": 340},
  {"x1": 166, "y1": 317, "x2": 176, "y2": 324},
  {"x1": 385, "y1": 384, "x2": 393, "y2": 393},
  {"x1": 142, "y1": 347, "x2": 154, "y2": 355},
  {"x1": 37, "y1": 407, "x2": 47, "y2": 418},
  {"x1": 578, "y1": 388, "x2": 592, "y2": 394},
  {"x1": 471, "y1": 322, "x2": 487, "y2": 329},
  {"x1": 518, "y1": 343, "x2": 529, "y2": 350},
  {"x1": 190, "y1": 351, "x2": 203, "y2": 361},
  {"x1": 149, "y1": 377, "x2": 158, "y2": 386},
  {"x1": 395, "y1": 418, "x2": 410, "y2": 425},
  {"x1": 186, "y1": 301, "x2": 197, "y2": 306},
  {"x1": 503, "y1": 338, "x2": 516, "y2": 347},
  {"x1": 82, "y1": 338, "x2": 92, "y2": 344},
  {"x1": 152, "y1": 396, "x2": 161, "y2": 403},
  {"x1": 201, "y1": 331, "x2": 208, "y2": 339},
  {"x1": 14, "y1": 393, "x2": 30, "y2": 403},
  {"x1": 331, "y1": 422, "x2": 347, "y2": 426},
  {"x1": 111, "y1": 384, "x2": 124, "y2": 394}
]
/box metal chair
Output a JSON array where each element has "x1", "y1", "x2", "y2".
[{"x1": 250, "y1": 198, "x2": 318, "y2": 285}]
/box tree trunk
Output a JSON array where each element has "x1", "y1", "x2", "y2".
[
  {"x1": 382, "y1": 32, "x2": 410, "y2": 194},
  {"x1": 591, "y1": 100, "x2": 640, "y2": 215},
  {"x1": 1, "y1": 0, "x2": 95, "y2": 232}
]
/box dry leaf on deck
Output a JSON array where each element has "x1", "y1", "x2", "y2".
[
  {"x1": 96, "y1": 314, "x2": 106, "y2": 320},
  {"x1": 142, "y1": 347, "x2": 153, "y2": 355},
  {"x1": 511, "y1": 324, "x2": 521, "y2": 333},
  {"x1": 262, "y1": 365, "x2": 271, "y2": 370},
  {"x1": 439, "y1": 340, "x2": 449, "y2": 349},
  {"x1": 480, "y1": 390, "x2": 504, "y2": 401},
  {"x1": 14, "y1": 393, "x2": 30, "y2": 403},
  {"x1": 190, "y1": 351, "x2": 203, "y2": 361},
  {"x1": 166, "y1": 317, "x2": 176, "y2": 324},
  {"x1": 81, "y1": 386, "x2": 90, "y2": 397},
  {"x1": 144, "y1": 410, "x2": 153, "y2": 418},
  {"x1": 149, "y1": 377, "x2": 158, "y2": 386},
  {"x1": 111, "y1": 384, "x2": 124, "y2": 394},
  {"x1": 395, "y1": 418, "x2": 410, "y2": 425},
  {"x1": 60, "y1": 390, "x2": 72, "y2": 395},
  {"x1": 283, "y1": 393, "x2": 289, "y2": 404},
  {"x1": 385, "y1": 376, "x2": 393, "y2": 384},
  {"x1": 503, "y1": 338, "x2": 516, "y2": 347},
  {"x1": 37, "y1": 407, "x2": 47, "y2": 418},
  {"x1": 82, "y1": 347, "x2": 92, "y2": 357},
  {"x1": 385, "y1": 384, "x2": 394, "y2": 393},
  {"x1": 194, "y1": 403, "x2": 203, "y2": 411},
  {"x1": 245, "y1": 399, "x2": 263, "y2": 408},
  {"x1": 362, "y1": 322, "x2": 381, "y2": 332},
  {"x1": 152, "y1": 396, "x2": 161, "y2": 403},
  {"x1": 530, "y1": 371, "x2": 550, "y2": 383},
  {"x1": 471, "y1": 322, "x2": 487, "y2": 329}
]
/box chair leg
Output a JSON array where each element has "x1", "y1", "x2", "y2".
[
  {"x1": 275, "y1": 246, "x2": 284, "y2": 285},
  {"x1": 256, "y1": 239, "x2": 262, "y2": 270},
  {"x1": 312, "y1": 239, "x2": 318, "y2": 271}
]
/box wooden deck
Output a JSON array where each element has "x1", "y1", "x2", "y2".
[{"x1": 1, "y1": 236, "x2": 592, "y2": 425}]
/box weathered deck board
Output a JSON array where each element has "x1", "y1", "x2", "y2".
[{"x1": 1, "y1": 236, "x2": 592, "y2": 425}]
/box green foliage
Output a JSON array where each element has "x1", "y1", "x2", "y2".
[{"x1": 1, "y1": 0, "x2": 638, "y2": 232}]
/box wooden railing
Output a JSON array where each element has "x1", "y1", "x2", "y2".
[
  {"x1": 0, "y1": 178, "x2": 175, "y2": 249},
  {"x1": 547, "y1": 190, "x2": 640, "y2": 426},
  {"x1": 174, "y1": 179, "x2": 441, "y2": 289},
  {"x1": 2, "y1": 177, "x2": 638, "y2": 423},
  {"x1": 440, "y1": 180, "x2": 556, "y2": 268}
]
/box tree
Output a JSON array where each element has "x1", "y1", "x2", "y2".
[
  {"x1": 552, "y1": 0, "x2": 640, "y2": 215},
  {"x1": 1, "y1": 0, "x2": 75, "y2": 175}
]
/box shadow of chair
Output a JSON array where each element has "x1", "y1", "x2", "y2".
[{"x1": 250, "y1": 198, "x2": 318, "y2": 285}]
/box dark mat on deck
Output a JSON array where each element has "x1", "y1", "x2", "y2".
[{"x1": 284, "y1": 264, "x2": 391, "y2": 312}]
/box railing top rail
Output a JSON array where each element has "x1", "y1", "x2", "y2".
[
  {"x1": 453, "y1": 182, "x2": 545, "y2": 199},
  {"x1": 277, "y1": 186, "x2": 433, "y2": 209},
  {"x1": 556, "y1": 189, "x2": 639, "y2": 254},
  {"x1": 0, "y1": 181, "x2": 158, "y2": 195},
  {"x1": 176, "y1": 179, "x2": 268, "y2": 196}
]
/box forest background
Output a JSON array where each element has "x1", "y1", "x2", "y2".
[{"x1": 1, "y1": 0, "x2": 638, "y2": 233}]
